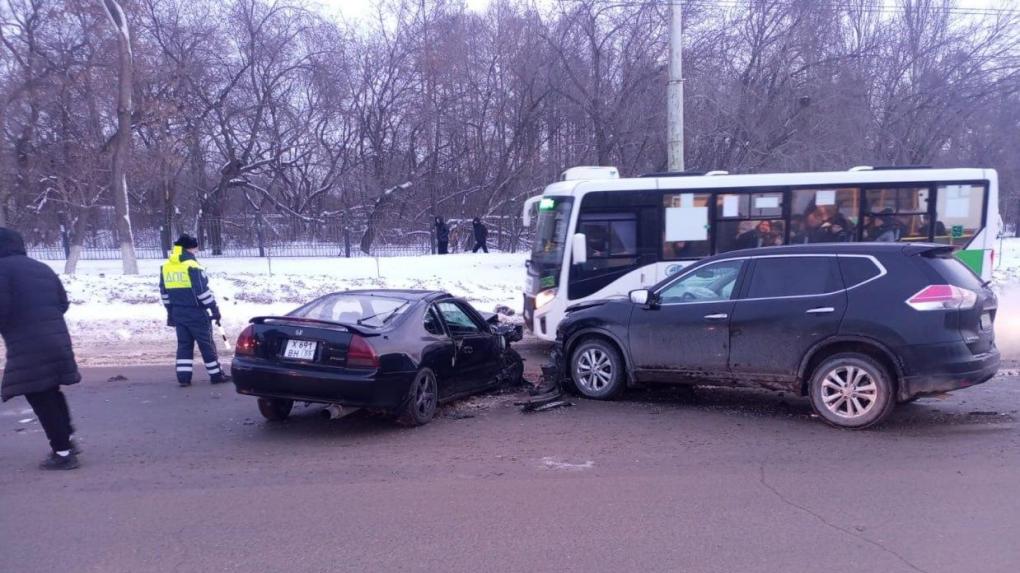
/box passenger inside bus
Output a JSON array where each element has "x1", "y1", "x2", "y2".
[
  {"x1": 791, "y1": 205, "x2": 853, "y2": 243},
  {"x1": 734, "y1": 220, "x2": 783, "y2": 250}
]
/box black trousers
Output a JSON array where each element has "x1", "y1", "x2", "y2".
[
  {"x1": 437, "y1": 240, "x2": 449, "y2": 254},
  {"x1": 472, "y1": 241, "x2": 488, "y2": 253},
  {"x1": 25, "y1": 388, "x2": 74, "y2": 453},
  {"x1": 173, "y1": 307, "x2": 223, "y2": 384}
]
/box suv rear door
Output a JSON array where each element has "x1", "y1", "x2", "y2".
[{"x1": 728, "y1": 255, "x2": 847, "y2": 382}]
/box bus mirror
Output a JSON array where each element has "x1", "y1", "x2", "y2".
[
  {"x1": 630, "y1": 289, "x2": 650, "y2": 305},
  {"x1": 571, "y1": 233, "x2": 588, "y2": 265}
]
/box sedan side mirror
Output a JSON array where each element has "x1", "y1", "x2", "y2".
[
  {"x1": 630, "y1": 289, "x2": 650, "y2": 305},
  {"x1": 571, "y1": 233, "x2": 588, "y2": 266}
]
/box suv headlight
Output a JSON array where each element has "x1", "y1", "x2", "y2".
[{"x1": 535, "y1": 288, "x2": 557, "y2": 309}]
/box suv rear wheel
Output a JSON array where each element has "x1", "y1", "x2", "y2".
[
  {"x1": 570, "y1": 338, "x2": 625, "y2": 399},
  {"x1": 808, "y1": 353, "x2": 895, "y2": 429}
]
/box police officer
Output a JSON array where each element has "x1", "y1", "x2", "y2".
[{"x1": 159, "y1": 234, "x2": 229, "y2": 387}]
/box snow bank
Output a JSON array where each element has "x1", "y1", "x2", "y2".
[
  {"x1": 28, "y1": 253, "x2": 527, "y2": 364},
  {"x1": 992, "y1": 238, "x2": 1020, "y2": 361}
]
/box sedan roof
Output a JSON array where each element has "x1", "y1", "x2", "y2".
[{"x1": 339, "y1": 289, "x2": 453, "y2": 302}]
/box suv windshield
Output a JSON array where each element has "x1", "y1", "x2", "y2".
[
  {"x1": 290, "y1": 294, "x2": 410, "y2": 327},
  {"x1": 530, "y1": 197, "x2": 573, "y2": 290}
]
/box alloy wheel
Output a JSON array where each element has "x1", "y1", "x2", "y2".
[
  {"x1": 415, "y1": 372, "x2": 437, "y2": 417},
  {"x1": 819, "y1": 365, "x2": 879, "y2": 419},
  {"x1": 575, "y1": 348, "x2": 613, "y2": 394}
]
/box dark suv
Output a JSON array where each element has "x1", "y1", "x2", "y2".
[{"x1": 555, "y1": 243, "x2": 1000, "y2": 429}]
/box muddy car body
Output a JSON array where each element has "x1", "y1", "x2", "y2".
[{"x1": 555, "y1": 243, "x2": 1000, "y2": 429}]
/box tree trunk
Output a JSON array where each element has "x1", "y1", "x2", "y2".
[
  {"x1": 63, "y1": 208, "x2": 90, "y2": 275},
  {"x1": 101, "y1": 0, "x2": 138, "y2": 274}
]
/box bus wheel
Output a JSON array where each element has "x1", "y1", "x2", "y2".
[{"x1": 570, "y1": 338, "x2": 625, "y2": 400}]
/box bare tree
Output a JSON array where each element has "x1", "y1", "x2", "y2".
[{"x1": 98, "y1": 0, "x2": 138, "y2": 272}]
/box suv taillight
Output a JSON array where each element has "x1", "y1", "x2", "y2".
[
  {"x1": 906, "y1": 285, "x2": 977, "y2": 311},
  {"x1": 347, "y1": 335, "x2": 379, "y2": 369},
  {"x1": 235, "y1": 325, "x2": 257, "y2": 355}
]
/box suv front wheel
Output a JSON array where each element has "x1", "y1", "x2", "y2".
[
  {"x1": 570, "y1": 338, "x2": 626, "y2": 399},
  {"x1": 808, "y1": 353, "x2": 895, "y2": 429}
]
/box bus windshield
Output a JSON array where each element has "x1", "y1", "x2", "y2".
[{"x1": 531, "y1": 197, "x2": 573, "y2": 267}]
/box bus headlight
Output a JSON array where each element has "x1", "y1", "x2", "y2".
[{"x1": 535, "y1": 288, "x2": 558, "y2": 309}]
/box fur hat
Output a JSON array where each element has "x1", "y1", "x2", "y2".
[{"x1": 174, "y1": 234, "x2": 199, "y2": 250}]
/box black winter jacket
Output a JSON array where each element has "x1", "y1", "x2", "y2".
[{"x1": 0, "y1": 228, "x2": 80, "y2": 401}]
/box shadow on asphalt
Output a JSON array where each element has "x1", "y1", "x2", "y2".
[{"x1": 599, "y1": 384, "x2": 1017, "y2": 431}]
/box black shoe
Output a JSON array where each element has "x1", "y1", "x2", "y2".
[
  {"x1": 179, "y1": 381, "x2": 192, "y2": 387},
  {"x1": 211, "y1": 374, "x2": 232, "y2": 385},
  {"x1": 69, "y1": 440, "x2": 82, "y2": 455},
  {"x1": 40, "y1": 452, "x2": 80, "y2": 471}
]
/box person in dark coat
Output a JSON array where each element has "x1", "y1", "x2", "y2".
[
  {"x1": 471, "y1": 217, "x2": 489, "y2": 253},
  {"x1": 434, "y1": 216, "x2": 450, "y2": 254},
  {"x1": 734, "y1": 220, "x2": 780, "y2": 250},
  {"x1": 0, "y1": 227, "x2": 81, "y2": 470},
  {"x1": 160, "y1": 234, "x2": 229, "y2": 387}
]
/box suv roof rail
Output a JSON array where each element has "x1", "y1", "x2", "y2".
[{"x1": 640, "y1": 171, "x2": 707, "y2": 178}]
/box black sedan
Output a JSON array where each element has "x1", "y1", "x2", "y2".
[{"x1": 231, "y1": 290, "x2": 524, "y2": 425}]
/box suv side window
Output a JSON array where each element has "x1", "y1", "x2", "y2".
[
  {"x1": 747, "y1": 257, "x2": 843, "y2": 299},
  {"x1": 658, "y1": 260, "x2": 743, "y2": 304},
  {"x1": 436, "y1": 301, "x2": 483, "y2": 336},
  {"x1": 837, "y1": 256, "x2": 882, "y2": 288}
]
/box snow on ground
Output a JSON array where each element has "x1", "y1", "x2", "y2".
[
  {"x1": 3, "y1": 239, "x2": 1019, "y2": 367},
  {"x1": 16, "y1": 253, "x2": 528, "y2": 366},
  {"x1": 992, "y1": 237, "x2": 1020, "y2": 362}
]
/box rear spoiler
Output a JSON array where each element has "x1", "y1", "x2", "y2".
[
  {"x1": 901, "y1": 244, "x2": 958, "y2": 258},
  {"x1": 249, "y1": 316, "x2": 367, "y2": 335}
]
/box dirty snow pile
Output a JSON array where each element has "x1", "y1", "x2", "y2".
[
  {"x1": 992, "y1": 238, "x2": 1020, "y2": 362},
  {"x1": 27, "y1": 253, "x2": 527, "y2": 364}
]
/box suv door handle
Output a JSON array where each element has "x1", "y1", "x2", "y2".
[
  {"x1": 806, "y1": 307, "x2": 835, "y2": 314},
  {"x1": 461, "y1": 345, "x2": 474, "y2": 354},
  {"x1": 704, "y1": 313, "x2": 728, "y2": 320}
]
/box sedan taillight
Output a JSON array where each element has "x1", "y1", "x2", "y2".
[
  {"x1": 235, "y1": 325, "x2": 257, "y2": 356},
  {"x1": 906, "y1": 284, "x2": 977, "y2": 311},
  {"x1": 347, "y1": 335, "x2": 379, "y2": 369}
]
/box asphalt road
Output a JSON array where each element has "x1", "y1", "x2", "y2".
[{"x1": 1, "y1": 345, "x2": 1019, "y2": 573}]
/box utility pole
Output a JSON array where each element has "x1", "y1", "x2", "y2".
[{"x1": 667, "y1": 0, "x2": 685, "y2": 172}]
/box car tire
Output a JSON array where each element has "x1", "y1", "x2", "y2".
[
  {"x1": 499, "y1": 349, "x2": 525, "y2": 388},
  {"x1": 569, "y1": 337, "x2": 626, "y2": 400},
  {"x1": 257, "y1": 398, "x2": 293, "y2": 421},
  {"x1": 808, "y1": 353, "x2": 896, "y2": 429},
  {"x1": 397, "y1": 368, "x2": 439, "y2": 427}
]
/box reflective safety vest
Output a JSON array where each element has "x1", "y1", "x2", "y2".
[{"x1": 160, "y1": 246, "x2": 217, "y2": 310}]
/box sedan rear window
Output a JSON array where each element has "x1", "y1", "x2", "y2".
[{"x1": 290, "y1": 294, "x2": 410, "y2": 327}]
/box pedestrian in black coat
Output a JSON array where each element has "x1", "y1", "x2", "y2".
[
  {"x1": 472, "y1": 217, "x2": 489, "y2": 253},
  {"x1": 435, "y1": 216, "x2": 450, "y2": 254},
  {"x1": 0, "y1": 227, "x2": 81, "y2": 470}
]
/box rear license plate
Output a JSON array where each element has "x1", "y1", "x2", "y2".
[
  {"x1": 283, "y1": 339, "x2": 317, "y2": 360},
  {"x1": 980, "y1": 313, "x2": 992, "y2": 331}
]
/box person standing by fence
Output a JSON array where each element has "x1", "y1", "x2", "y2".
[
  {"x1": 472, "y1": 217, "x2": 489, "y2": 253},
  {"x1": 435, "y1": 216, "x2": 450, "y2": 254},
  {"x1": 160, "y1": 234, "x2": 230, "y2": 387},
  {"x1": 0, "y1": 227, "x2": 82, "y2": 470}
]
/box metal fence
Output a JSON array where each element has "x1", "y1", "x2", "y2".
[{"x1": 23, "y1": 213, "x2": 434, "y2": 260}]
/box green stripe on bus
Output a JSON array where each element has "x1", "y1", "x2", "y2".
[{"x1": 955, "y1": 249, "x2": 984, "y2": 276}]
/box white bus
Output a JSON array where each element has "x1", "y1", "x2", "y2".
[{"x1": 521, "y1": 165, "x2": 1000, "y2": 341}]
